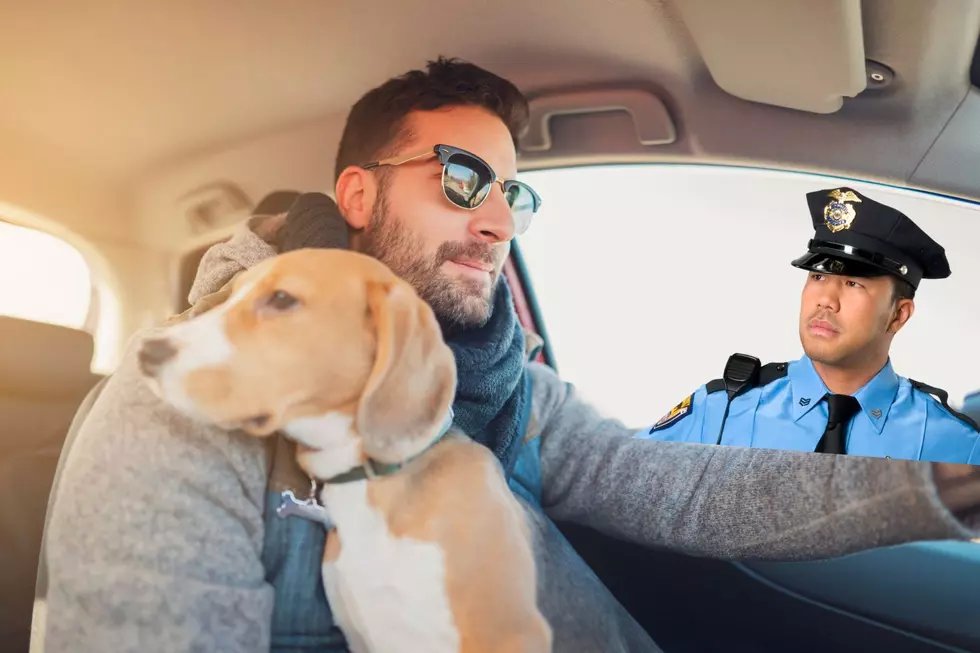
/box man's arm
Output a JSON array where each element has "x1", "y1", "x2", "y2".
[
  {"x1": 529, "y1": 363, "x2": 979, "y2": 562},
  {"x1": 42, "y1": 335, "x2": 275, "y2": 653}
]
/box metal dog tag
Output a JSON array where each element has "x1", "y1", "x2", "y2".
[{"x1": 277, "y1": 489, "x2": 335, "y2": 530}]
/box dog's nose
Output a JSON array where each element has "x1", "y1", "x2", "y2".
[{"x1": 138, "y1": 338, "x2": 178, "y2": 377}]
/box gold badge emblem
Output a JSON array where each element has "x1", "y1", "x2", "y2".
[
  {"x1": 823, "y1": 189, "x2": 861, "y2": 233},
  {"x1": 650, "y1": 395, "x2": 693, "y2": 432}
]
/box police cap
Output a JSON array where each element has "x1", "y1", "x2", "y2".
[{"x1": 790, "y1": 187, "x2": 950, "y2": 289}]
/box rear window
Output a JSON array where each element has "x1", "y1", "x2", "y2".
[
  {"x1": 518, "y1": 164, "x2": 980, "y2": 426},
  {"x1": 0, "y1": 221, "x2": 92, "y2": 329}
]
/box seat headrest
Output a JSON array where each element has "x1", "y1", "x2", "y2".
[
  {"x1": 276, "y1": 192, "x2": 349, "y2": 252},
  {"x1": 0, "y1": 317, "x2": 98, "y2": 397},
  {"x1": 253, "y1": 189, "x2": 301, "y2": 217}
]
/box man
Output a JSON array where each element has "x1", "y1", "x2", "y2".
[
  {"x1": 637, "y1": 187, "x2": 979, "y2": 463},
  {"x1": 42, "y1": 58, "x2": 980, "y2": 653}
]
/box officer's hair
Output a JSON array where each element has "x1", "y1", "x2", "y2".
[{"x1": 892, "y1": 278, "x2": 916, "y2": 302}]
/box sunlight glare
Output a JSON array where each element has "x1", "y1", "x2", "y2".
[{"x1": 0, "y1": 221, "x2": 91, "y2": 329}]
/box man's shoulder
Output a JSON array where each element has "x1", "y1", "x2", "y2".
[
  {"x1": 701, "y1": 357, "x2": 794, "y2": 397},
  {"x1": 44, "y1": 331, "x2": 276, "y2": 652},
  {"x1": 71, "y1": 327, "x2": 273, "y2": 479}
]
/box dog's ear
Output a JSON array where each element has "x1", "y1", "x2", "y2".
[{"x1": 356, "y1": 280, "x2": 456, "y2": 464}]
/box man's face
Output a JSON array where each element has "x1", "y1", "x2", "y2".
[
  {"x1": 798, "y1": 272, "x2": 908, "y2": 367},
  {"x1": 354, "y1": 106, "x2": 518, "y2": 330}
]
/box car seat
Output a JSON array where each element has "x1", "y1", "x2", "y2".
[{"x1": 0, "y1": 317, "x2": 102, "y2": 652}]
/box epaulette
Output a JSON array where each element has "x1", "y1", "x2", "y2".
[
  {"x1": 705, "y1": 361, "x2": 789, "y2": 397},
  {"x1": 910, "y1": 380, "x2": 980, "y2": 432}
]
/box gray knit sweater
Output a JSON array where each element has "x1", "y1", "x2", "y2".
[{"x1": 39, "y1": 215, "x2": 980, "y2": 653}]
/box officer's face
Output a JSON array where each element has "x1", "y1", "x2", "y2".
[{"x1": 798, "y1": 272, "x2": 911, "y2": 367}]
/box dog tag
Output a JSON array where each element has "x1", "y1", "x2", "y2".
[{"x1": 277, "y1": 489, "x2": 335, "y2": 530}]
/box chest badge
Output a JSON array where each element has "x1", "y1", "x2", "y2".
[{"x1": 824, "y1": 189, "x2": 861, "y2": 233}]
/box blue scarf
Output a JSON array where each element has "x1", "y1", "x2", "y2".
[
  {"x1": 278, "y1": 193, "x2": 529, "y2": 475},
  {"x1": 443, "y1": 276, "x2": 529, "y2": 476}
]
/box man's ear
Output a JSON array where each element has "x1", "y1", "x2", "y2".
[
  {"x1": 335, "y1": 166, "x2": 376, "y2": 230},
  {"x1": 356, "y1": 280, "x2": 457, "y2": 464},
  {"x1": 888, "y1": 298, "x2": 915, "y2": 334}
]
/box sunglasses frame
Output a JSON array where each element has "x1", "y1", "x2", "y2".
[{"x1": 362, "y1": 144, "x2": 542, "y2": 234}]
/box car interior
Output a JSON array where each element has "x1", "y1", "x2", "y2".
[{"x1": 2, "y1": 1, "x2": 980, "y2": 652}]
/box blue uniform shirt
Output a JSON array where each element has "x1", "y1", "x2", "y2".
[{"x1": 635, "y1": 356, "x2": 980, "y2": 463}]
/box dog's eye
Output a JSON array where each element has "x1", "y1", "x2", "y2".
[{"x1": 265, "y1": 290, "x2": 299, "y2": 312}]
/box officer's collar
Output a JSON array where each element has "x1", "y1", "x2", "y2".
[
  {"x1": 792, "y1": 356, "x2": 899, "y2": 432},
  {"x1": 854, "y1": 360, "x2": 900, "y2": 432}
]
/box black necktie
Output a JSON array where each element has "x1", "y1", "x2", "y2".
[{"x1": 816, "y1": 394, "x2": 861, "y2": 455}]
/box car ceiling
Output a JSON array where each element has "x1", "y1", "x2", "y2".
[{"x1": 1, "y1": 0, "x2": 979, "y2": 250}]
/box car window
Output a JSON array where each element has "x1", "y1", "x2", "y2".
[
  {"x1": 0, "y1": 220, "x2": 92, "y2": 329},
  {"x1": 517, "y1": 164, "x2": 980, "y2": 427}
]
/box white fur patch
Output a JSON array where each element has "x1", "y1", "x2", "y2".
[
  {"x1": 320, "y1": 481, "x2": 460, "y2": 653},
  {"x1": 151, "y1": 308, "x2": 234, "y2": 418},
  {"x1": 149, "y1": 275, "x2": 263, "y2": 417},
  {"x1": 284, "y1": 413, "x2": 363, "y2": 481}
]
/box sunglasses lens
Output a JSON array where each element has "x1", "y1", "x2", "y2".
[
  {"x1": 504, "y1": 182, "x2": 538, "y2": 235},
  {"x1": 443, "y1": 154, "x2": 492, "y2": 209}
]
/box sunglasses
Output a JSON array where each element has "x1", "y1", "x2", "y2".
[{"x1": 362, "y1": 144, "x2": 542, "y2": 235}]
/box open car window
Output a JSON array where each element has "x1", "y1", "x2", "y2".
[{"x1": 517, "y1": 164, "x2": 980, "y2": 427}]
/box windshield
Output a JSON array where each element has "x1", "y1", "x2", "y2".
[{"x1": 517, "y1": 164, "x2": 980, "y2": 426}]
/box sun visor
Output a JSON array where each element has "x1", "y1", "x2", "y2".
[
  {"x1": 910, "y1": 87, "x2": 980, "y2": 201},
  {"x1": 673, "y1": 0, "x2": 868, "y2": 113}
]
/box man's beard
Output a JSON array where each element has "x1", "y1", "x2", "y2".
[{"x1": 358, "y1": 193, "x2": 501, "y2": 330}]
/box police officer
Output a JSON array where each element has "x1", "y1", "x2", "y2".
[{"x1": 636, "y1": 186, "x2": 980, "y2": 463}]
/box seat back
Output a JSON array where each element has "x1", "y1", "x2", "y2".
[{"x1": 0, "y1": 317, "x2": 102, "y2": 652}]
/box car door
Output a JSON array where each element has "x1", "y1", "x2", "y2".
[{"x1": 504, "y1": 163, "x2": 980, "y2": 653}]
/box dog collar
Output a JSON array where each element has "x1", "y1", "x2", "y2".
[{"x1": 323, "y1": 407, "x2": 455, "y2": 485}]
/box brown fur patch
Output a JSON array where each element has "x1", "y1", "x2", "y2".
[{"x1": 366, "y1": 436, "x2": 551, "y2": 652}]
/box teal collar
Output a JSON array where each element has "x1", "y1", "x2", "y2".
[{"x1": 323, "y1": 407, "x2": 455, "y2": 485}]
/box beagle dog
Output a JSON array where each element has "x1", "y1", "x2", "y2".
[{"x1": 137, "y1": 248, "x2": 552, "y2": 653}]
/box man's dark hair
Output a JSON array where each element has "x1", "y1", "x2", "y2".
[
  {"x1": 333, "y1": 57, "x2": 530, "y2": 183},
  {"x1": 892, "y1": 277, "x2": 916, "y2": 302}
]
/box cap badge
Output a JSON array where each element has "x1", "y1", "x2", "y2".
[{"x1": 823, "y1": 189, "x2": 861, "y2": 233}]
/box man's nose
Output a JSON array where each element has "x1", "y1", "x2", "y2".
[
  {"x1": 817, "y1": 288, "x2": 841, "y2": 311},
  {"x1": 138, "y1": 337, "x2": 178, "y2": 377},
  {"x1": 468, "y1": 185, "x2": 515, "y2": 243}
]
